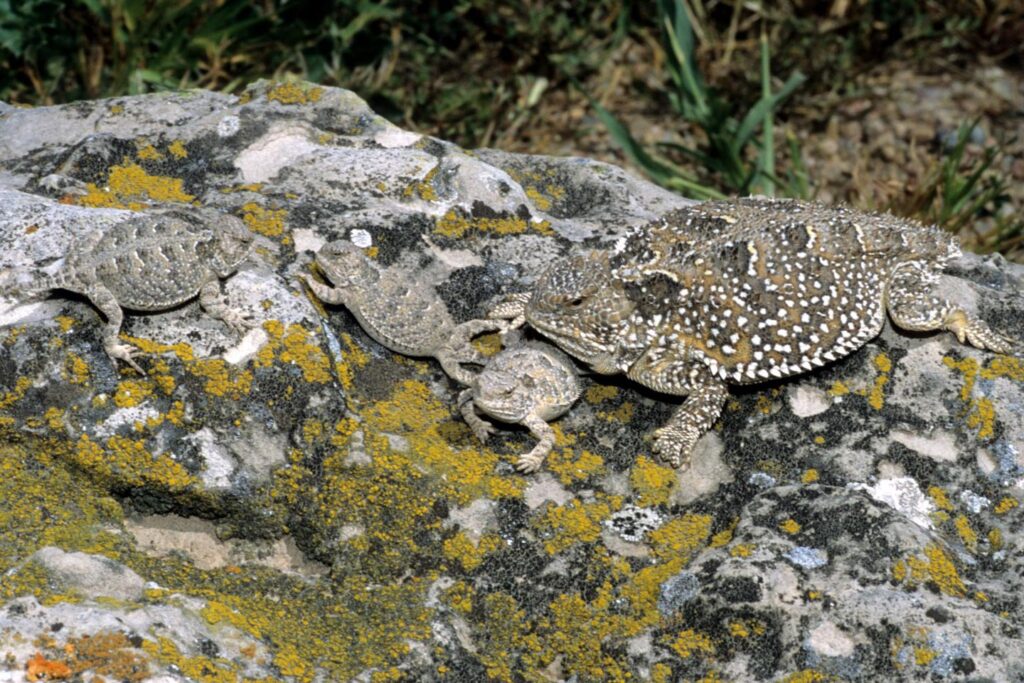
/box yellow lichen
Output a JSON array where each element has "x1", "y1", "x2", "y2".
[
  {"x1": 927, "y1": 486, "x2": 953, "y2": 511},
  {"x1": 113, "y1": 379, "x2": 154, "y2": 408},
  {"x1": 168, "y1": 140, "x2": 188, "y2": 158},
  {"x1": 266, "y1": 82, "x2": 324, "y2": 104},
  {"x1": 629, "y1": 455, "x2": 676, "y2": 506},
  {"x1": 649, "y1": 513, "x2": 713, "y2": 561},
  {"x1": 240, "y1": 202, "x2": 287, "y2": 238},
  {"x1": 827, "y1": 381, "x2": 849, "y2": 397},
  {"x1": 801, "y1": 468, "x2": 820, "y2": 483},
  {"x1": 55, "y1": 315, "x2": 76, "y2": 332},
  {"x1": 63, "y1": 352, "x2": 90, "y2": 385},
  {"x1": 77, "y1": 163, "x2": 195, "y2": 209},
  {"x1": 545, "y1": 447, "x2": 604, "y2": 485},
  {"x1": 896, "y1": 543, "x2": 966, "y2": 597},
  {"x1": 537, "y1": 499, "x2": 613, "y2": 555},
  {"x1": 136, "y1": 143, "x2": 162, "y2": 160},
  {"x1": 779, "y1": 518, "x2": 801, "y2": 534},
  {"x1": 670, "y1": 629, "x2": 714, "y2": 658},
  {"x1": 868, "y1": 354, "x2": 890, "y2": 411},
  {"x1": 434, "y1": 208, "x2": 552, "y2": 239},
  {"x1": 994, "y1": 497, "x2": 1019, "y2": 515},
  {"x1": 442, "y1": 531, "x2": 502, "y2": 572},
  {"x1": 954, "y1": 515, "x2": 977, "y2": 551}
]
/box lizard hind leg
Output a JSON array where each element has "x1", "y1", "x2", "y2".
[
  {"x1": 886, "y1": 263, "x2": 1015, "y2": 353},
  {"x1": 85, "y1": 282, "x2": 145, "y2": 374}
]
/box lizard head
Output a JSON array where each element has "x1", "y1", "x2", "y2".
[
  {"x1": 211, "y1": 213, "x2": 255, "y2": 276},
  {"x1": 525, "y1": 250, "x2": 635, "y2": 372},
  {"x1": 314, "y1": 240, "x2": 379, "y2": 289}
]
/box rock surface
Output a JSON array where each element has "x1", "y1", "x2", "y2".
[{"x1": 0, "y1": 81, "x2": 1021, "y2": 682}]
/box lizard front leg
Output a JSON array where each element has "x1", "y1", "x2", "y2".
[
  {"x1": 458, "y1": 388, "x2": 495, "y2": 443},
  {"x1": 85, "y1": 282, "x2": 144, "y2": 374},
  {"x1": 515, "y1": 411, "x2": 556, "y2": 474},
  {"x1": 199, "y1": 280, "x2": 253, "y2": 336},
  {"x1": 299, "y1": 273, "x2": 349, "y2": 306},
  {"x1": 627, "y1": 347, "x2": 729, "y2": 469}
]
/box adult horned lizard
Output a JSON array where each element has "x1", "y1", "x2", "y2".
[
  {"x1": 20, "y1": 208, "x2": 253, "y2": 373},
  {"x1": 493, "y1": 197, "x2": 1015, "y2": 469},
  {"x1": 301, "y1": 240, "x2": 504, "y2": 385},
  {"x1": 458, "y1": 340, "x2": 581, "y2": 473}
]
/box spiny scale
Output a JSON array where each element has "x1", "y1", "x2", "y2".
[{"x1": 611, "y1": 197, "x2": 960, "y2": 385}]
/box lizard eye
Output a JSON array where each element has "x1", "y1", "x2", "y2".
[{"x1": 567, "y1": 296, "x2": 586, "y2": 307}]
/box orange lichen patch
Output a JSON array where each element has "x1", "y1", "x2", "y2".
[
  {"x1": 629, "y1": 455, "x2": 676, "y2": 506},
  {"x1": 546, "y1": 447, "x2": 604, "y2": 485},
  {"x1": 434, "y1": 208, "x2": 553, "y2": 239},
  {"x1": 240, "y1": 202, "x2": 287, "y2": 238},
  {"x1": 670, "y1": 629, "x2": 714, "y2": 658},
  {"x1": 801, "y1": 468, "x2": 820, "y2": 483},
  {"x1": 167, "y1": 140, "x2": 188, "y2": 158},
  {"x1": 64, "y1": 631, "x2": 150, "y2": 682},
  {"x1": 26, "y1": 652, "x2": 71, "y2": 681},
  {"x1": 779, "y1": 518, "x2": 801, "y2": 534},
  {"x1": 266, "y1": 82, "x2": 324, "y2": 104},
  {"x1": 892, "y1": 543, "x2": 966, "y2": 597},
  {"x1": 994, "y1": 497, "x2": 1019, "y2": 515},
  {"x1": 77, "y1": 163, "x2": 195, "y2": 209}
]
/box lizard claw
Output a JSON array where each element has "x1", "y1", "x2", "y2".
[
  {"x1": 515, "y1": 452, "x2": 546, "y2": 474},
  {"x1": 651, "y1": 424, "x2": 699, "y2": 470},
  {"x1": 105, "y1": 340, "x2": 146, "y2": 374}
]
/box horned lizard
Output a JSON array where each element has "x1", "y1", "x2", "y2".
[
  {"x1": 492, "y1": 197, "x2": 1016, "y2": 469},
  {"x1": 301, "y1": 240, "x2": 504, "y2": 385},
  {"x1": 458, "y1": 339, "x2": 581, "y2": 473},
  {"x1": 18, "y1": 208, "x2": 254, "y2": 373}
]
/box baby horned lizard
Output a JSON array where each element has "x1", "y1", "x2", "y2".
[
  {"x1": 301, "y1": 240, "x2": 504, "y2": 386},
  {"x1": 493, "y1": 197, "x2": 1015, "y2": 470},
  {"x1": 22, "y1": 208, "x2": 253, "y2": 373},
  {"x1": 458, "y1": 340, "x2": 581, "y2": 473}
]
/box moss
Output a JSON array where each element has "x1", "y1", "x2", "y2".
[{"x1": 630, "y1": 455, "x2": 676, "y2": 506}]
